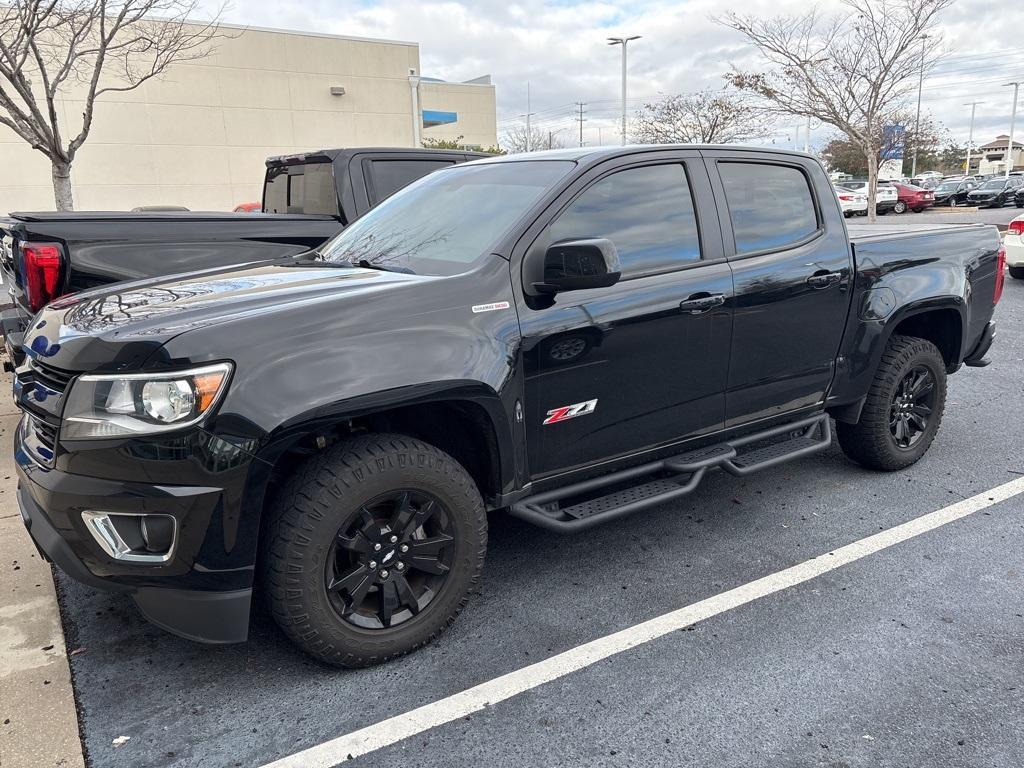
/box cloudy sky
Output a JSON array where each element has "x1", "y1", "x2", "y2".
[{"x1": 205, "y1": 0, "x2": 1023, "y2": 150}]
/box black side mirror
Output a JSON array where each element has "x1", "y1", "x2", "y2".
[{"x1": 532, "y1": 238, "x2": 621, "y2": 295}]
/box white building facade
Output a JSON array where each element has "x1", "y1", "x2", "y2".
[{"x1": 0, "y1": 24, "x2": 497, "y2": 212}]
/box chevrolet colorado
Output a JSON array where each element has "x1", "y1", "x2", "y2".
[
  {"x1": 13, "y1": 146, "x2": 1002, "y2": 667},
  {"x1": 0, "y1": 147, "x2": 486, "y2": 366}
]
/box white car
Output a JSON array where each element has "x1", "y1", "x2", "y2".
[
  {"x1": 1006, "y1": 215, "x2": 1024, "y2": 279},
  {"x1": 837, "y1": 181, "x2": 899, "y2": 214},
  {"x1": 834, "y1": 186, "x2": 868, "y2": 217}
]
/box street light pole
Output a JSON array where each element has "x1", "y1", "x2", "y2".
[
  {"x1": 963, "y1": 101, "x2": 982, "y2": 176},
  {"x1": 608, "y1": 36, "x2": 640, "y2": 146},
  {"x1": 911, "y1": 35, "x2": 928, "y2": 178},
  {"x1": 1005, "y1": 82, "x2": 1020, "y2": 177}
]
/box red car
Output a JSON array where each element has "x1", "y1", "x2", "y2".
[
  {"x1": 891, "y1": 182, "x2": 935, "y2": 213},
  {"x1": 233, "y1": 202, "x2": 262, "y2": 213}
]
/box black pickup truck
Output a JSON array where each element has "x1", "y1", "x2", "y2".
[
  {"x1": 0, "y1": 147, "x2": 485, "y2": 366},
  {"x1": 13, "y1": 146, "x2": 1001, "y2": 667}
]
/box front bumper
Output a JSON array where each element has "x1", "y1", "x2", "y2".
[{"x1": 15, "y1": 431, "x2": 253, "y2": 644}]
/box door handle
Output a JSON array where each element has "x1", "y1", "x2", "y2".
[
  {"x1": 807, "y1": 271, "x2": 843, "y2": 289},
  {"x1": 679, "y1": 293, "x2": 725, "y2": 314}
]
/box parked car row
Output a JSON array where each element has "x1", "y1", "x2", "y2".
[
  {"x1": 967, "y1": 175, "x2": 1024, "y2": 208},
  {"x1": 835, "y1": 180, "x2": 934, "y2": 214}
]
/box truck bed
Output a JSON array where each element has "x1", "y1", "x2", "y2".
[{"x1": 845, "y1": 220, "x2": 992, "y2": 243}]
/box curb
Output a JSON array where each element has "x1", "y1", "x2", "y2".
[{"x1": 0, "y1": 407, "x2": 86, "y2": 768}]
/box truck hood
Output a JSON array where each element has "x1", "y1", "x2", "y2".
[{"x1": 23, "y1": 261, "x2": 433, "y2": 372}]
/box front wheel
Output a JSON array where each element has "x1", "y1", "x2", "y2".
[
  {"x1": 949, "y1": 198, "x2": 959, "y2": 208},
  {"x1": 893, "y1": 201, "x2": 908, "y2": 214},
  {"x1": 263, "y1": 433, "x2": 487, "y2": 667},
  {"x1": 837, "y1": 335, "x2": 947, "y2": 471},
  {"x1": 1009, "y1": 265, "x2": 1024, "y2": 279}
]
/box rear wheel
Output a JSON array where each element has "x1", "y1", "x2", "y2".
[
  {"x1": 263, "y1": 433, "x2": 487, "y2": 667},
  {"x1": 1009, "y1": 266, "x2": 1024, "y2": 279},
  {"x1": 837, "y1": 335, "x2": 946, "y2": 471}
]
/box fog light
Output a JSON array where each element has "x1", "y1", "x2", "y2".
[{"x1": 82, "y1": 512, "x2": 176, "y2": 563}]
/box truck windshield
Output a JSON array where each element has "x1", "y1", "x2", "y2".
[{"x1": 318, "y1": 160, "x2": 574, "y2": 276}]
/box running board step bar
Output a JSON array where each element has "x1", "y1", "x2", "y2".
[{"x1": 510, "y1": 414, "x2": 831, "y2": 533}]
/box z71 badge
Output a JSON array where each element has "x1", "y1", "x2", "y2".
[{"x1": 543, "y1": 399, "x2": 598, "y2": 426}]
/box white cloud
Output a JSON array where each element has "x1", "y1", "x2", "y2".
[{"x1": 206, "y1": 0, "x2": 1024, "y2": 150}]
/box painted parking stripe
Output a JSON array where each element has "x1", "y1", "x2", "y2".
[{"x1": 260, "y1": 476, "x2": 1024, "y2": 768}]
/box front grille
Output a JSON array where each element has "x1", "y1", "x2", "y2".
[
  {"x1": 25, "y1": 414, "x2": 58, "y2": 466},
  {"x1": 32, "y1": 416, "x2": 57, "y2": 450},
  {"x1": 30, "y1": 360, "x2": 74, "y2": 393}
]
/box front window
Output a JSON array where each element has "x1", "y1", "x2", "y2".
[
  {"x1": 936, "y1": 182, "x2": 959, "y2": 192},
  {"x1": 319, "y1": 161, "x2": 574, "y2": 276},
  {"x1": 979, "y1": 179, "x2": 1007, "y2": 190}
]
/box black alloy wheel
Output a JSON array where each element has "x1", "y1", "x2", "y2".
[
  {"x1": 326, "y1": 490, "x2": 455, "y2": 630},
  {"x1": 889, "y1": 365, "x2": 937, "y2": 449},
  {"x1": 263, "y1": 433, "x2": 486, "y2": 667}
]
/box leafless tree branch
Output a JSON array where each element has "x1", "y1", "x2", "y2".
[
  {"x1": 630, "y1": 89, "x2": 773, "y2": 145},
  {"x1": 715, "y1": 0, "x2": 953, "y2": 221},
  {"x1": 0, "y1": 0, "x2": 229, "y2": 209}
]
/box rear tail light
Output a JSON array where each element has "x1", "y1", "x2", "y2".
[
  {"x1": 1008, "y1": 219, "x2": 1024, "y2": 236},
  {"x1": 838, "y1": 194, "x2": 853, "y2": 201},
  {"x1": 19, "y1": 242, "x2": 63, "y2": 313},
  {"x1": 994, "y1": 245, "x2": 1006, "y2": 305}
]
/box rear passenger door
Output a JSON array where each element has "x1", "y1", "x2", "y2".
[
  {"x1": 518, "y1": 152, "x2": 733, "y2": 478},
  {"x1": 704, "y1": 152, "x2": 853, "y2": 428}
]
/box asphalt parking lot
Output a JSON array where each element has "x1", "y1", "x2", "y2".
[{"x1": 35, "y1": 256, "x2": 1024, "y2": 767}]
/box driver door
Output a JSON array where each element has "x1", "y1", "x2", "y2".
[{"x1": 518, "y1": 152, "x2": 734, "y2": 480}]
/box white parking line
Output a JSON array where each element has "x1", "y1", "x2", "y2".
[{"x1": 260, "y1": 476, "x2": 1024, "y2": 768}]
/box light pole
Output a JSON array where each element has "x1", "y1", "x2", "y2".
[
  {"x1": 911, "y1": 34, "x2": 929, "y2": 178},
  {"x1": 963, "y1": 102, "x2": 983, "y2": 176},
  {"x1": 607, "y1": 36, "x2": 640, "y2": 146},
  {"x1": 1004, "y1": 82, "x2": 1020, "y2": 177}
]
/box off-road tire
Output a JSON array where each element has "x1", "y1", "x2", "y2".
[
  {"x1": 263, "y1": 433, "x2": 487, "y2": 667},
  {"x1": 837, "y1": 335, "x2": 947, "y2": 471},
  {"x1": 1009, "y1": 265, "x2": 1024, "y2": 280}
]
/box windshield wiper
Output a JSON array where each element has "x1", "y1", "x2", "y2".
[{"x1": 353, "y1": 259, "x2": 416, "y2": 275}]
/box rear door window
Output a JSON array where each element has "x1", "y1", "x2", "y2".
[
  {"x1": 718, "y1": 162, "x2": 820, "y2": 255},
  {"x1": 263, "y1": 163, "x2": 339, "y2": 215},
  {"x1": 366, "y1": 160, "x2": 457, "y2": 205}
]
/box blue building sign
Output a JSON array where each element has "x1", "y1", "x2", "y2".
[
  {"x1": 422, "y1": 110, "x2": 458, "y2": 128},
  {"x1": 881, "y1": 124, "x2": 906, "y2": 160}
]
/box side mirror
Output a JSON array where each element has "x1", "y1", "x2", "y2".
[{"x1": 532, "y1": 238, "x2": 621, "y2": 295}]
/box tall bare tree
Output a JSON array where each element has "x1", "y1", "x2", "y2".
[
  {"x1": 500, "y1": 124, "x2": 566, "y2": 154},
  {"x1": 631, "y1": 90, "x2": 770, "y2": 145},
  {"x1": 717, "y1": 0, "x2": 953, "y2": 221},
  {"x1": 0, "y1": 1, "x2": 224, "y2": 210}
]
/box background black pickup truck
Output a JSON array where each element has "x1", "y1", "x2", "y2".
[
  {"x1": 0, "y1": 147, "x2": 486, "y2": 365},
  {"x1": 13, "y1": 146, "x2": 1002, "y2": 668}
]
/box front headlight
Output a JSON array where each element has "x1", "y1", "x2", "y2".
[{"x1": 62, "y1": 363, "x2": 232, "y2": 440}]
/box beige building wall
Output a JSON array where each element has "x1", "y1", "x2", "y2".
[
  {"x1": 0, "y1": 24, "x2": 497, "y2": 213},
  {"x1": 421, "y1": 81, "x2": 498, "y2": 149}
]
